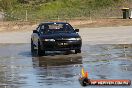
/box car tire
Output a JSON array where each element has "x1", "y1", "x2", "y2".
[
  {"x1": 37, "y1": 41, "x2": 45, "y2": 56},
  {"x1": 75, "y1": 49, "x2": 81, "y2": 54},
  {"x1": 31, "y1": 39, "x2": 34, "y2": 54}
]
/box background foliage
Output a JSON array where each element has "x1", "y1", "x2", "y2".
[{"x1": 0, "y1": 0, "x2": 131, "y2": 21}]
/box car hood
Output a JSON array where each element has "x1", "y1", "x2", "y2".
[{"x1": 40, "y1": 33, "x2": 80, "y2": 39}]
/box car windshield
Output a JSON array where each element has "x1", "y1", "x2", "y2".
[{"x1": 41, "y1": 23, "x2": 75, "y2": 34}]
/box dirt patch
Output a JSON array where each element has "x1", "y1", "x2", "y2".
[
  {"x1": 53, "y1": 19, "x2": 132, "y2": 28},
  {"x1": 1, "y1": 19, "x2": 132, "y2": 32},
  {"x1": 75, "y1": 19, "x2": 132, "y2": 28},
  {"x1": 0, "y1": 21, "x2": 37, "y2": 32}
]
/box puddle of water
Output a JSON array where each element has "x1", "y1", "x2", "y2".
[
  {"x1": 0, "y1": 44, "x2": 132, "y2": 88},
  {"x1": 82, "y1": 44, "x2": 132, "y2": 88},
  {"x1": 0, "y1": 44, "x2": 83, "y2": 88}
]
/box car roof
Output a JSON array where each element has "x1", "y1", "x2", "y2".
[{"x1": 39, "y1": 22, "x2": 69, "y2": 25}]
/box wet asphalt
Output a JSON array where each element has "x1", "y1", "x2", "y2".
[{"x1": 0, "y1": 43, "x2": 132, "y2": 88}]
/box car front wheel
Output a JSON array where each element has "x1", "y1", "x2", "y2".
[
  {"x1": 37, "y1": 41, "x2": 45, "y2": 56},
  {"x1": 75, "y1": 49, "x2": 81, "y2": 54},
  {"x1": 31, "y1": 39, "x2": 34, "y2": 54}
]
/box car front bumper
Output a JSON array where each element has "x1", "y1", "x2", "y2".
[{"x1": 40, "y1": 40, "x2": 82, "y2": 51}]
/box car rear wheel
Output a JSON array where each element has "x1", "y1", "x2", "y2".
[{"x1": 75, "y1": 49, "x2": 81, "y2": 54}]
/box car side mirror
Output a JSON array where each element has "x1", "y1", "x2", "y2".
[
  {"x1": 75, "y1": 29, "x2": 79, "y2": 32},
  {"x1": 33, "y1": 30, "x2": 38, "y2": 33}
]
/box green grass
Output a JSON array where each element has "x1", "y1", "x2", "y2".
[{"x1": 0, "y1": 0, "x2": 130, "y2": 21}]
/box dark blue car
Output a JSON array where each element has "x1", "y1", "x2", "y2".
[{"x1": 31, "y1": 22, "x2": 82, "y2": 56}]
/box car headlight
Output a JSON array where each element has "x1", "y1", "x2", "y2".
[
  {"x1": 68, "y1": 38, "x2": 76, "y2": 40},
  {"x1": 68, "y1": 38, "x2": 81, "y2": 40},
  {"x1": 44, "y1": 39, "x2": 55, "y2": 41},
  {"x1": 76, "y1": 38, "x2": 81, "y2": 40}
]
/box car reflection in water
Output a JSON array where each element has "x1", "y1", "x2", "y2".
[
  {"x1": 32, "y1": 52, "x2": 82, "y2": 86},
  {"x1": 32, "y1": 54, "x2": 82, "y2": 67}
]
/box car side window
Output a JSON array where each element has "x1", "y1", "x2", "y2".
[
  {"x1": 37, "y1": 26, "x2": 41, "y2": 32},
  {"x1": 39, "y1": 25, "x2": 45, "y2": 34},
  {"x1": 41, "y1": 25, "x2": 45, "y2": 30}
]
